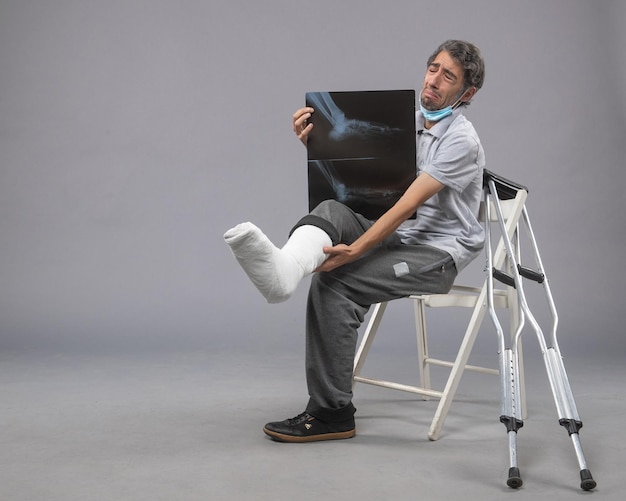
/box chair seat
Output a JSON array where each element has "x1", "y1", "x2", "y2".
[{"x1": 411, "y1": 286, "x2": 508, "y2": 309}]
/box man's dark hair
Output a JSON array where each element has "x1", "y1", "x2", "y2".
[{"x1": 428, "y1": 40, "x2": 485, "y2": 106}]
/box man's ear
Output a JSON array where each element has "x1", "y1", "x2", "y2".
[{"x1": 461, "y1": 86, "x2": 477, "y2": 103}]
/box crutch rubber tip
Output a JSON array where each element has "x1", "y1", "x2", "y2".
[
  {"x1": 507, "y1": 467, "x2": 523, "y2": 489},
  {"x1": 580, "y1": 469, "x2": 596, "y2": 491}
]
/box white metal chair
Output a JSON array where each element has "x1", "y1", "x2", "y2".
[{"x1": 352, "y1": 171, "x2": 528, "y2": 442}]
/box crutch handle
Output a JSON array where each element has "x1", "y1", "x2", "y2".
[
  {"x1": 507, "y1": 467, "x2": 523, "y2": 489},
  {"x1": 580, "y1": 469, "x2": 597, "y2": 491},
  {"x1": 493, "y1": 269, "x2": 516, "y2": 288},
  {"x1": 492, "y1": 266, "x2": 545, "y2": 288},
  {"x1": 518, "y1": 265, "x2": 544, "y2": 283}
]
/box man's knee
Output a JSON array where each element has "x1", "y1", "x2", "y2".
[
  {"x1": 311, "y1": 199, "x2": 346, "y2": 219},
  {"x1": 289, "y1": 215, "x2": 339, "y2": 244}
]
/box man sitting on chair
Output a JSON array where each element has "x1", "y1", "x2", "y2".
[{"x1": 224, "y1": 39, "x2": 486, "y2": 443}]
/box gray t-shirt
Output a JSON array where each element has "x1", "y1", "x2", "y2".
[{"x1": 396, "y1": 109, "x2": 485, "y2": 272}]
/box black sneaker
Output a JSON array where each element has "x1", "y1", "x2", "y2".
[{"x1": 263, "y1": 412, "x2": 356, "y2": 443}]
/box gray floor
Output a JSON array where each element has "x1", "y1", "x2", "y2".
[{"x1": 1, "y1": 347, "x2": 622, "y2": 500}]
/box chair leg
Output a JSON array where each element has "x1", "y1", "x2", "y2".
[
  {"x1": 353, "y1": 302, "x2": 388, "y2": 382},
  {"x1": 413, "y1": 298, "x2": 432, "y2": 400},
  {"x1": 428, "y1": 287, "x2": 489, "y2": 441}
]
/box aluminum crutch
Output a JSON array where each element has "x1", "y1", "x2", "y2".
[
  {"x1": 517, "y1": 204, "x2": 597, "y2": 491},
  {"x1": 483, "y1": 181, "x2": 525, "y2": 488},
  {"x1": 484, "y1": 172, "x2": 596, "y2": 491}
]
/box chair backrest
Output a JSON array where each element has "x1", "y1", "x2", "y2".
[
  {"x1": 483, "y1": 169, "x2": 528, "y2": 200},
  {"x1": 479, "y1": 198, "x2": 520, "y2": 222}
]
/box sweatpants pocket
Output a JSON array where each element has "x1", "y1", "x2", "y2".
[{"x1": 418, "y1": 254, "x2": 455, "y2": 274}]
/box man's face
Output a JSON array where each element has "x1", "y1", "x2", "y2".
[{"x1": 420, "y1": 50, "x2": 466, "y2": 111}]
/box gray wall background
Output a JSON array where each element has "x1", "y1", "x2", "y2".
[{"x1": 1, "y1": 0, "x2": 625, "y2": 358}]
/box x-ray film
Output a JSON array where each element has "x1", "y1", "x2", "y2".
[{"x1": 306, "y1": 90, "x2": 416, "y2": 220}]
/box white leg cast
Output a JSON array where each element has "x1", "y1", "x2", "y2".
[{"x1": 224, "y1": 222, "x2": 331, "y2": 303}]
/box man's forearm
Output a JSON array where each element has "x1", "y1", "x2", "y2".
[{"x1": 349, "y1": 173, "x2": 444, "y2": 257}]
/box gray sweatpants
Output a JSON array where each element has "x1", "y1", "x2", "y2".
[{"x1": 291, "y1": 200, "x2": 458, "y2": 422}]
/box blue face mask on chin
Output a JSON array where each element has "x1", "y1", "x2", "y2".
[
  {"x1": 419, "y1": 102, "x2": 454, "y2": 122},
  {"x1": 419, "y1": 90, "x2": 466, "y2": 122}
]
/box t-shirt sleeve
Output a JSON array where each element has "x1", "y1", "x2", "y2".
[{"x1": 421, "y1": 130, "x2": 481, "y2": 193}]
